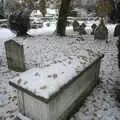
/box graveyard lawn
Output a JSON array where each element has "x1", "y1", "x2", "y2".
[{"x1": 0, "y1": 23, "x2": 120, "y2": 120}]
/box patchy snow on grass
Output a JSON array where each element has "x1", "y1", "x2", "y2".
[{"x1": 0, "y1": 23, "x2": 120, "y2": 120}]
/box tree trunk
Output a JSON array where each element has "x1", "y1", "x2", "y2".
[
  {"x1": 108, "y1": 0, "x2": 116, "y2": 23},
  {"x1": 117, "y1": 36, "x2": 120, "y2": 69},
  {"x1": 39, "y1": 0, "x2": 46, "y2": 17},
  {"x1": 1, "y1": 0, "x2": 4, "y2": 18},
  {"x1": 56, "y1": 0, "x2": 71, "y2": 36}
]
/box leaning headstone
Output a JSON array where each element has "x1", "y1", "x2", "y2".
[
  {"x1": 73, "y1": 20, "x2": 80, "y2": 32},
  {"x1": 94, "y1": 19, "x2": 108, "y2": 41},
  {"x1": 91, "y1": 24, "x2": 97, "y2": 35},
  {"x1": 4, "y1": 40, "x2": 25, "y2": 72},
  {"x1": 79, "y1": 23, "x2": 87, "y2": 35},
  {"x1": 114, "y1": 24, "x2": 120, "y2": 37}
]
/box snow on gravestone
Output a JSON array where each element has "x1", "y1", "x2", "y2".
[{"x1": 4, "y1": 40, "x2": 25, "y2": 72}]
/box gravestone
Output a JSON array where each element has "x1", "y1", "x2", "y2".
[
  {"x1": 94, "y1": 19, "x2": 108, "y2": 41},
  {"x1": 73, "y1": 20, "x2": 80, "y2": 32},
  {"x1": 91, "y1": 24, "x2": 97, "y2": 35},
  {"x1": 4, "y1": 40, "x2": 25, "y2": 72},
  {"x1": 79, "y1": 23, "x2": 87, "y2": 35},
  {"x1": 114, "y1": 24, "x2": 120, "y2": 37}
]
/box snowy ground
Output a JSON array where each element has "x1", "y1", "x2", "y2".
[{"x1": 0, "y1": 22, "x2": 120, "y2": 120}]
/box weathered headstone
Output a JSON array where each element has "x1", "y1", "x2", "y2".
[
  {"x1": 91, "y1": 24, "x2": 97, "y2": 35},
  {"x1": 114, "y1": 24, "x2": 120, "y2": 37},
  {"x1": 4, "y1": 40, "x2": 25, "y2": 72},
  {"x1": 79, "y1": 23, "x2": 87, "y2": 35},
  {"x1": 94, "y1": 19, "x2": 108, "y2": 41},
  {"x1": 73, "y1": 20, "x2": 80, "y2": 32}
]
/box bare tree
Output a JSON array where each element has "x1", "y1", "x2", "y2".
[{"x1": 56, "y1": 0, "x2": 71, "y2": 36}]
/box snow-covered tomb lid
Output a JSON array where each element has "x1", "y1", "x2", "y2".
[{"x1": 9, "y1": 49, "x2": 104, "y2": 103}]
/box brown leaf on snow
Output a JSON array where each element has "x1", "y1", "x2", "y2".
[
  {"x1": 6, "y1": 109, "x2": 17, "y2": 114},
  {"x1": 17, "y1": 78, "x2": 22, "y2": 84},
  {"x1": 68, "y1": 61, "x2": 72, "y2": 64},
  {"x1": 53, "y1": 74, "x2": 58, "y2": 79},
  {"x1": 8, "y1": 96, "x2": 12, "y2": 100},
  {"x1": 40, "y1": 86, "x2": 47, "y2": 89},
  {"x1": 35, "y1": 72, "x2": 40, "y2": 77},
  {"x1": 48, "y1": 75, "x2": 52, "y2": 78},
  {"x1": 23, "y1": 81, "x2": 28, "y2": 85},
  {"x1": 9, "y1": 115, "x2": 15, "y2": 118}
]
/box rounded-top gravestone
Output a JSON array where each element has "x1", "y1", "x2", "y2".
[
  {"x1": 79, "y1": 23, "x2": 87, "y2": 35},
  {"x1": 73, "y1": 20, "x2": 80, "y2": 32},
  {"x1": 94, "y1": 19, "x2": 108, "y2": 41},
  {"x1": 91, "y1": 24, "x2": 97, "y2": 35}
]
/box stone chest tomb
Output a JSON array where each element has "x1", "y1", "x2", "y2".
[{"x1": 9, "y1": 49, "x2": 104, "y2": 120}]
